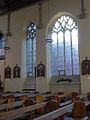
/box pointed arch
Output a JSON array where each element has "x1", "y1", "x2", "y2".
[
  {"x1": 26, "y1": 22, "x2": 36, "y2": 77},
  {"x1": 46, "y1": 12, "x2": 80, "y2": 78}
]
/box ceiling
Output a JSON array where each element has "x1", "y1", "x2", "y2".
[{"x1": 0, "y1": 0, "x2": 43, "y2": 16}]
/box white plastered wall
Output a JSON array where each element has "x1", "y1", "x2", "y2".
[{"x1": 0, "y1": 0, "x2": 90, "y2": 93}]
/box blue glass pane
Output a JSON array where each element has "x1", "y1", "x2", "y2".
[
  {"x1": 26, "y1": 22, "x2": 36, "y2": 77},
  {"x1": 0, "y1": 37, "x2": 5, "y2": 58},
  {"x1": 72, "y1": 28, "x2": 78, "y2": 46},
  {"x1": 51, "y1": 14, "x2": 80, "y2": 77}
]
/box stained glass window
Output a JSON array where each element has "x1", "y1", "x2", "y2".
[
  {"x1": 51, "y1": 14, "x2": 80, "y2": 77},
  {"x1": 0, "y1": 32, "x2": 5, "y2": 60},
  {"x1": 26, "y1": 22, "x2": 36, "y2": 77}
]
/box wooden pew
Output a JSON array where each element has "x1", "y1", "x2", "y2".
[
  {"x1": 72, "y1": 101, "x2": 89, "y2": 120},
  {"x1": 0, "y1": 100, "x2": 23, "y2": 111},
  {"x1": 0, "y1": 102, "x2": 47, "y2": 120},
  {"x1": 0, "y1": 99, "x2": 7, "y2": 105},
  {"x1": 36, "y1": 96, "x2": 44, "y2": 114},
  {"x1": 34, "y1": 100, "x2": 90, "y2": 120},
  {"x1": 84, "y1": 101, "x2": 90, "y2": 106},
  {"x1": 34, "y1": 103, "x2": 73, "y2": 120},
  {"x1": 0, "y1": 98, "x2": 36, "y2": 111},
  {"x1": 2, "y1": 92, "x2": 53, "y2": 101},
  {"x1": 0, "y1": 93, "x2": 53, "y2": 112},
  {"x1": 0, "y1": 99, "x2": 73, "y2": 120},
  {"x1": 1, "y1": 93, "x2": 89, "y2": 120},
  {"x1": 0, "y1": 99, "x2": 72, "y2": 112}
]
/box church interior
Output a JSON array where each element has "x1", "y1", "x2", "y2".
[{"x1": 0, "y1": 0, "x2": 90, "y2": 119}]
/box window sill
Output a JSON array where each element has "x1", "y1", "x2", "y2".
[{"x1": 49, "y1": 82, "x2": 80, "y2": 85}]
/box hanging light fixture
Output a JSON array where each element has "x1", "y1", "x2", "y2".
[
  {"x1": 4, "y1": 7, "x2": 12, "y2": 50},
  {"x1": 4, "y1": 0, "x2": 12, "y2": 51},
  {"x1": 45, "y1": 0, "x2": 52, "y2": 45},
  {"x1": 37, "y1": 1, "x2": 43, "y2": 29},
  {"x1": 4, "y1": 11, "x2": 11, "y2": 51},
  {"x1": 5, "y1": 11, "x2": 12, "y2": 37},
  {"x1": 78, "y1": 0, "x2": 87, "y2": 19}
]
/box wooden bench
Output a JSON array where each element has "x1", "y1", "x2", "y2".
[
  {"x1": 34, "y1": 103, "x2": 73, "y2": 120},
  {"x1": 0, "y1": 102, "x2": 47, "y2": 120},
  {"x1": 2, "y1": 92, "x2": 53, "y2": 102},
  {"x1": 0, "y1": 100, "x2": 23, "y2": 111},
  {"x1": 0, "y1": 93, "x2": 53, "y2": 112},
  {"x1": 0, "y1": 99, "x2": 7, "y2": 105},
  {"x1": 34, "y1": 100, "x2": 90, "y2": 120},
  {"x1": 0, "y1": 100, "x2": 73, "y2": 120},
  {"x1": 0, "y1": 93, "x2": 89, "y2": 120}
]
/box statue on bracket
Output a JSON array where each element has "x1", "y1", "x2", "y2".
[
  {"x1": 37, "y1": 61, "x2": 45, "y2": 77},
  {"x1": 13, "y1": 64, "x2": 20, "y2": 78},
  {"x1": 81, "y1": 56, "x2": 90, "y2": 75},
  {"x1": 4, "y1": 65, "x2": 11, "y2": 79}
]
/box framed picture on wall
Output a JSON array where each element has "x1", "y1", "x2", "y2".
[
  {"x1": 81, "y1": 56, "x2": 90, "y2": 75},
  {"x1": 4, "y1": 65, "x2": 11, "y2": 79},
  {"x1": 37, "y1": 62, "x2": 45, "y2": 77},
  {"x1": 13, "y1": 64, "x2": 20, "y2": 78}
]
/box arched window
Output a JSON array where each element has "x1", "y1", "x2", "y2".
[
  {"x1": 26, "y1": 22, "x2": 36, "y2": 77},
  {"x1": 0, "y1": 32, "x2": 5, "y2": 60},
  {"x1": 50, "y1": 14, "x2": 80, "y2": 77}
]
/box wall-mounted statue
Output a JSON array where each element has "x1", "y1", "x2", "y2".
[
  {"x1": 37, "y1": 61, "x2": 45, "y2": 77},
  {"x1": 81, "y1": 56, "x2": 90, "y2": 75},
  {"x1": 4, "y1": 65, "x2": 11, "y2": 79},
  {"x1": 13, "y1": 64, "x2": 20, "y2": 78}
]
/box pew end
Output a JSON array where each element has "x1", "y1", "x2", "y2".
[
  {"x1": 36, "y1": 96, "x2": 44, "y2": 115},
  {"x1": 72, "y1": 101, "x2": 88, "y2": 120}
]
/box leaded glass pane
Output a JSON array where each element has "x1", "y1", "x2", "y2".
[
  {"x1": 0, "y1": 33, "x2": 5, "y2": 59},
  {"x1": 26, "y1": 22, "x2": 36, "y2": 77},
  {"x1": 51, "y1": 14, "x2": 80, "y2": 77}
]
